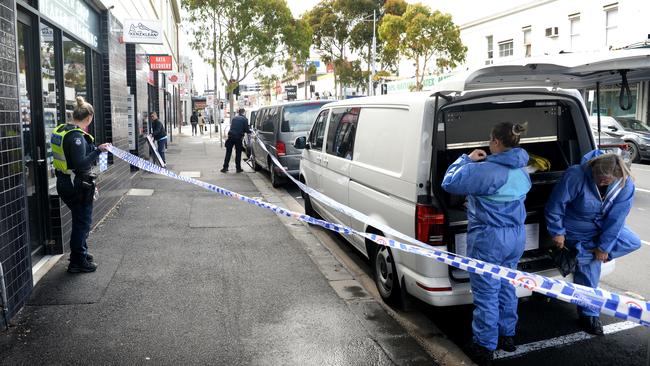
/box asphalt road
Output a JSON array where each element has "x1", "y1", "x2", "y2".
[{"x1": 280, "y1": 161, "x2": 650, "y2": 366}]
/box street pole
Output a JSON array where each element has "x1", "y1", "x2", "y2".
[
  {"x1": 371, "y1": 9, "x2": 376, "y2": 96},
  {"x1": 213, "y1": 8, "x2": 222, "y2": 148}
]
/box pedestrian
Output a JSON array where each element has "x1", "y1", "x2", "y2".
[
  {"x1": 545, "y1": 151, "x2": 640, "y2": 335},
  {"x1": 442, "y1": 122, "x2": 531, "y2": 366},
  {"x1": 150, "y1": 111, "x2": 167, "y2": 163},
  {"x1": 51, "y1": 96, "x2": 111, "y2": 273},
  {"x1": 221, "y1": 108, "x2": 251, "y2": 173},
  {"x1": 198, "y1": 112, "x2": 206, "y2": 134},
  {"x1": 190, "y1": 111, "x2": 198, "y2": 136}
]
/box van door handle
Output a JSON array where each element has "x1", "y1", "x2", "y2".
[
  {"x1": 316, "y1": 155, "x2": 322, "y2": 163},
  {"x1": 322, "y1": 157, "x2": 328, "y2": 165}
]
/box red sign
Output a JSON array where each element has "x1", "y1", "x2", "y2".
[{"x1": 149, "y1": 55, "x2": 172, "y2": 70}]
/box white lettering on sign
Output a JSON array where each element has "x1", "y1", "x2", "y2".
[{"x1": 40, "y1": 0, "x2": 99, "y2": 48}]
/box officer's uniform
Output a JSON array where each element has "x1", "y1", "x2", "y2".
[
  {"x1": 222, "y1": 113, "x2": 250, "y2": 172},
  {"x1": 51, "y1": 123, "x2": 100, "y2": 267}
]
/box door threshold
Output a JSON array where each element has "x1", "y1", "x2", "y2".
[{"x1": 32, "y1": 254, "x2": 64, "y2": 286}]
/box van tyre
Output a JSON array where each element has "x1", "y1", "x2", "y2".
[
  {"x1": 269, "y1": 158, "x2": 282, "y2": 188},
  {"x1": 627, "y1": 141, "x2": 640, "y2": 163},
  {"x1": 374, "y1": 246, "x2": 407, "y2": 309}
]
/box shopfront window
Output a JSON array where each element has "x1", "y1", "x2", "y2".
[
  {"x1": 40, "y1": 23, "x2": 57, "y2": 190},
  {"x1": 63, "y1": 36, "x2": 87, "y2": 124}
]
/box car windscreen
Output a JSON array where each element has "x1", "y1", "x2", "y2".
[
  {"x1": 281, "y1": 103, "x2": 326, "y2": 132},
  {"x1": 616, "y1": 117, "x2": 650, "y2": 132}
]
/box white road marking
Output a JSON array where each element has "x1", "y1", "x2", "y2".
[
  {"x1": 638, "y1": 207, "x2": 647, "y2": 211},
  {"x1": 636, "y1": 188, "x2": 650, "y2": 193},
  {"x1": 642, "y1": 240, "x2": 650, "y2": 246},
  {"x1": 494, "y1": 321, "x2": 640, "y2": 359}
]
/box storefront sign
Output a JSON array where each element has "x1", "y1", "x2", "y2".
[
  {"x1": 149, "y1": 55, "x2": 172, "y2": 71},
  {"x1": 40, "y1": 0, "x2": 99, "y2": 48},
  {"x1": 123, "y1": 19, "x2": 163, "y2": 45},
  {"x1": 285, "y1": 85, "x2": 297, "y2": 100},
  {"x1": 165, "y1": 72, "x2": 185, "y2": 85}
]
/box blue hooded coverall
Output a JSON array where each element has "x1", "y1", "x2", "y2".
[
  {"x1": 545, "y1": 150, "x2": 641, "y2": 317},
  {"x1": 442, "y1": 148, "x2": 532, "y2": 350}
]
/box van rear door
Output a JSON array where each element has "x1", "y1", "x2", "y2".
[{"x1": 461, "y1": 49, "x2": 650, "y2": 90}]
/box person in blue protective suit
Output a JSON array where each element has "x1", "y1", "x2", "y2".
[
  {"x1": 545, "y1": 150, "x2": 640, "y2": 336},
  {"x1": 442, "y1": 122, "x2": 531, "y2": 366}
]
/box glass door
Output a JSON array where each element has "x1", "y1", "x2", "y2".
[{"x1": 18, "y1": 12, "x2": 48, "y2": 263}]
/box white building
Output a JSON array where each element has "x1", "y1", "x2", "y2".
[{"x1": 390, "y1": 0, "x2": 650, "y2": 122}]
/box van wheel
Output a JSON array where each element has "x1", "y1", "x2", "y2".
[
  {"x1": 374, "y1": 246, "x2": 406, "y2": 308},
  {"x1": 251, "y1": 153, "x2": 261, "y2": 171},
  {"x1": 627, "y1": 141, "x2": 640, "y2": 163},
  {"x1": 269, "y1": 159, "x2": 282, "y2": 188}
]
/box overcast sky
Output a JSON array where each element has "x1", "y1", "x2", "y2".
[{"x1": 183, "y1": 0, "x2": 531, "y2": 94}]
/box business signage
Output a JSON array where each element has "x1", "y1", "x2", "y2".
[
  {"x1": 40, "y1": 0, "x2": 99, "y2": 48},
  {"x1": 149, "y1": 55, "x2": 173, "y2": 71},
  {"x1": 123, "y1": 19, "x2": 163, "y2": 45},
  {"x1": 165, "y1": 72, "x2": 185, "y2": 85},
  {"x1": 285, "y1": 85, "x2": 297, "y2": 100}
]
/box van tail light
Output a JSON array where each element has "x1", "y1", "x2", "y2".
[
  {"x1": 276, "y1": 141, "x2": 286, "y2": 156},
  {"x1": 416, "y1": 203, "x2": 445, "y2": 246}
]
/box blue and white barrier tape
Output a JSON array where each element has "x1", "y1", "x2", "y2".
[{"x1": 108, "y1": 144, "x2": 650, "y2": 327}]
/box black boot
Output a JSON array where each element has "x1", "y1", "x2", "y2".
[
  {"x1": 579, "y1": 315, "x2": 604, "y2": 336},
  {"x1": 68, "y1": 253, "x2": 93, "y2": 262},
  {"x1": 68, "y1": 259, "x2": 97, "y2": 273},
  {"x1": 465, "y1": 342, "x2": 493, "y2": 366},
  {"x1": 498, "y1": 336, "x2": 517, "y2": 352}
]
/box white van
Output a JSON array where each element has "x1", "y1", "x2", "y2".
[{"x1": 295, "y1": 50, "x2": 650, "y2": 307}]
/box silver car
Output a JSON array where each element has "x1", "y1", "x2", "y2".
[
  {"x1": 250, "y1": 100, "x2": 332, "y2": 187},
  {"x1": 590, "y1": 115, "x2": 650, "y2": 162}
]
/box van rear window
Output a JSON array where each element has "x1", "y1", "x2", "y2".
[{"x1": 281, "y1": 104, "x2": 325, "y2": 132}]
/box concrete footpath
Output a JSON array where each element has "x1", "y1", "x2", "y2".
[{"x1": 0, "y1": 125, "x2": 436, "y2": 365}]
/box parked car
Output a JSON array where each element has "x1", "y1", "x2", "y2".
[
  {"x1": 589, "y1": 115, "x2": 650, "y2": 162},
  {"x1": 295, "y1": 49, "x2": 650, "y2": 308},
  {"x1": 250, "y1": 100, "x2": 332, "y2": 187},
  {"x1": 590, "y1": 127, "x2": 632, "y2": 167},
  {"x1": 243, "y1": 107, "x2": 259, "y2": 158}
]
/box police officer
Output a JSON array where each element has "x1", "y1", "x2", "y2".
[
  {"x1": 150, "y1": 111, "x2": 167, "y2": 163},
  {"x1": 221, "y1": 108, "x2": 251, "y2": 173},
  {"x1": 51, "y1": 96, "x2": 110, "y2": 273}
]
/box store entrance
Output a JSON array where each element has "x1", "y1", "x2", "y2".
[{"x1": 18, "y1": 12, "x2": 49, "y2": 265}]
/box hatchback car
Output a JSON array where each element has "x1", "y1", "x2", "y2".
[
  {"x1": 250, "y1": 100, "x2": 332, "y2": 187},
  {"x1": 589, "y1": 115, "x2": 650, "y2": 162}
]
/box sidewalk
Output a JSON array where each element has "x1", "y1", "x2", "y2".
[{"x1": 0, "y1": 126, "x2": 435, "y2": 365}]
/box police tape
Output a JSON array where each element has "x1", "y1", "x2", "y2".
[{"x1": 107, "y1": 144, "x2": 650, "y2": 327}]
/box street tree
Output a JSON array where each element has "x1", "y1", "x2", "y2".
[
  {"x1": 379, "y1": 3, "x2": 466, "y2": 91},
  {"x1": 183, "y1": 0, "x2": 311, "y2": 117}
]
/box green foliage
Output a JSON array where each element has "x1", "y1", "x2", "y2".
[
  {"x1": 379, "y1": 2, "x2": 466, "y2": 91},
  {"x1": 182, "y1": 0, "x2": 311, "y2": 92}
]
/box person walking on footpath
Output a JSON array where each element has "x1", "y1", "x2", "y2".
[
  {"x1": 51, "y1": 96, "x2": 111, "y2": 273},
  {"x1": 150, "y1": 111, "x2": 167, "y2": 163},
  {"x1": 221, "y1": 108, "x2": 251, "y2": 173},
  {"x1": 545, "y1": 151, "x2": 640, "y2": 336},
  {"x1": 442, "y1": 122, "x2": 531, "y2": 366},
  {"x1": 198, "y1": 112, "x2": 206, "y2": 134},
  {"x1": 190, "y1": 111, "x2": 198, "y2": 136}
]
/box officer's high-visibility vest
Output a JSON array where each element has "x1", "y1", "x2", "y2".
[{"x1": 51, "y1": 124, "x2": 94, "y2": 174}]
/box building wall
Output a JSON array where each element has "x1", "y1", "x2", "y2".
[
  {"x1": 0, "y1": 0, "x2": 30, "y2": 327},
  {"x1": 460, "y1": 0, "x2": 650, "y2": 70}
]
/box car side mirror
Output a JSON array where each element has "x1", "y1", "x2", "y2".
[{"x1": 294, "y1": 136, "x2": 308, "y2": 149}]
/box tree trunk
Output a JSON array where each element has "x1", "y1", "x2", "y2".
[
  {"x1": 229, "y1": 82, "x2": 235, "y2": 125},
  {"x1": 415, "y1": 58, "x2": 421, "y2": 91}
]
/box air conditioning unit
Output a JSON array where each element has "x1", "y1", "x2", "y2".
[{"x1": 545, "y1": 27, "x2": 559, "y2": 38}]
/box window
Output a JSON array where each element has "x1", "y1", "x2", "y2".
[
  {"x1": 309, "y1": 109, "x2": 329, "y2": 150},
  {"x1": 569, "y1": 14, "x2": 580, "y2": 51},
  {"x1": 486, "y1": 35, "x2": 493, "y2": 63},
  {"x1": 325, "y1": 108, "x2": 360, "y2": 160},
  {"x1": 281, "y1": 103, "x2": 325, "y2": 132},
  {"x1": 605, "y1": 5, "x2": 618, "y2": 48},
  {"x1": 498, "y1": 40, "x2": 513, "y2": 57},
  {"x1": 62, "y1": 36, "x2": 87, "y2": 124},
  {"x1": 255, "y1": 108, "x2": 267, "y2": 130},
  {"x1": 522, "y1": 27, "x2": 532, "y2": 57},
  {"x1": 40, "y1": 23, "x2": 58, "y2": 190},
  {"x1": 261, "y1": 107, "x2": 277, "y2": 132}
]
